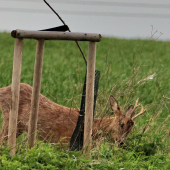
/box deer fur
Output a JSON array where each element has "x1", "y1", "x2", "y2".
[{"x1": 0, "y1": 83, "x2": 144, "y2": 146}]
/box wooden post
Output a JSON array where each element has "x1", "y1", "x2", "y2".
[
  {"x1": 28, "y1": 39, "x2": 44, "y2": 149},
  {"x1": 8, "y1": 38, "x2": 23, "y2": 156},
  {"x1": 83, "y1": 41, "x2": 96, "y2": 153}
]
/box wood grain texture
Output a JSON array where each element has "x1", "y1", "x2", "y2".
[
  {"x1": 83, "y1": 41, "x2": 96, "y2": 153},
  {"x1": 8, "y1": 38, "x2": 23, "y2": 156},
  {"x1": 28, "y1": 39, "x2": 44, "y2": 149},
  {"x1": 11, "y1": 30, "x2": 102, "y2": 42}
]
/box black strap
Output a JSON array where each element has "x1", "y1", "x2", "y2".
[
  {"x1": 70, "y1": 70, "x2": 100, "y2": 151},
  {"x1": 39, "y1": 25, "x2": 69, "y2": 32}
]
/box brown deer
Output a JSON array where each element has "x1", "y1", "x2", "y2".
[{"x1": 0, "y1": 83, "x2": 144, "y2": 146}]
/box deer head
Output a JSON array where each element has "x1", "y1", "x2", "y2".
[{"x1": 108, "y1": 95, "x2": 144, "y2": 146}]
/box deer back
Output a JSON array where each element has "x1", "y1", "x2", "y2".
[{"x1": 0, "y1": 83, "x2": 79, "y2": 143}]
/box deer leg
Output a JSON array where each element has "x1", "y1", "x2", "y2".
[
  {"x1": 0, "y1": 124, "x2": 24, "y2": 144},
  {"x1": 0, "y1": 112, "x2": 23, "y2": 144},
  {"x1": 0, "y1": 123, "x2": 9, "y2": 143}
]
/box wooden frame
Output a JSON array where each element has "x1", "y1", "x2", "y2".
[{"x1": 9, "y1": 30, "x2": 101, "y2": 155}]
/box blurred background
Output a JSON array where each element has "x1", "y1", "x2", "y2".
[{"x1": 0, "y1": 0, "x2": 170, "y2": 41}]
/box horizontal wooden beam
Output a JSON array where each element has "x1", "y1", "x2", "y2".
[{"x1": 11, "y1": 30, "x2": 102, "y2": 42}]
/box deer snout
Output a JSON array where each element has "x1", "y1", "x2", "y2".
[
  {"x1": 119, "y1": 142, "x2": 124, "y2": 145},
  {"x1": 116, "y1": 141, "x2": 124, "y2": 146},
  {"x1": 115, "y1": 138, "x2": 124, "y2": 146}
]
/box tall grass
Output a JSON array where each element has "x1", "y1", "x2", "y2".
[{"x1": 0, "y1": 32, "x2": 170, "y2": 169}]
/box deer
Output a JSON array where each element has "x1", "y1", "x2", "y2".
[{"x1": 0, "y1": 83, "x2": 144, "y2": 146}]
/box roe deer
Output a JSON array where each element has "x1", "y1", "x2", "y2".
[{"x1": 0, "y1": 83, "x2": 144, "y2": 146}]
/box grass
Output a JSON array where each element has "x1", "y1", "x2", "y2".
[{"x1": 0, "y1": 32, "x2": 170, "y2": 169}]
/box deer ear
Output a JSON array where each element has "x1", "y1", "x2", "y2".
[
  {"x1": 126, "y1": 105, "x2": 135, "y2": 117},
  {"x1": 110, "y1": 95, "x2": 121, "y2": 116}
]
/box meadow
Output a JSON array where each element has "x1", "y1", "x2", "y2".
[{"x1": 0, "y1": 32, "x2": 170, "y2": 169}]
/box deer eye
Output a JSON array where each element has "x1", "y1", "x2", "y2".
[{"x1": 119, "y1": 122, "x2": 124, "y2": 128}]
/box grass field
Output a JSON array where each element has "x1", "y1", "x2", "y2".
[{"x1": 0, "y1": 32, "x2": 170, "y2": 169}]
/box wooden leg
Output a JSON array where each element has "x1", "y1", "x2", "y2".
[
  {"x1": 83, "y1": 41, "x2": 96, "y2": 153},
  {"x1": 28, "y1": 39, "x2": 45, "y2": 149},
  {"x1": 8, "y1": 38, "x2": 23, "y2": 156}
]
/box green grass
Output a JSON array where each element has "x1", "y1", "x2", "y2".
[{"x1": 0, "y1": 32, "x2": 170, "y2": 169}]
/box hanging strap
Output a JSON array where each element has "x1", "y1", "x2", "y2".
[{"x1": 44, "y1": 0, "x2": 87, "y2": 65}]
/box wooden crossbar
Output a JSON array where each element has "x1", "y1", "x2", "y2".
[{"x1": 11, "y1": 30, "x2": 102, "y2": 42}]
